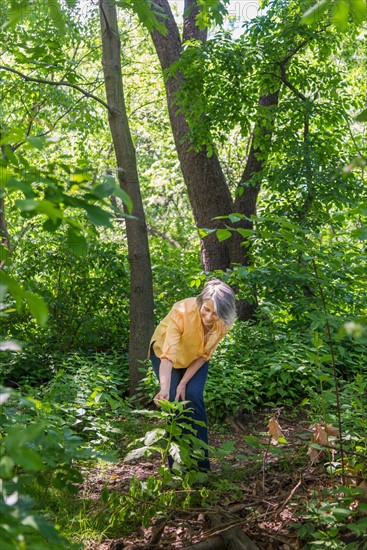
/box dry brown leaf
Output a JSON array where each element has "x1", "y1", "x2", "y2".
[
  {"x1": 268, "y1": 417, "x2": 286, "y2": 445},
  {"x1": 323, "y1": 422, "x2": 340, "y2": 438},
  {"x1": 313, "y1": 423, "x2": 328, "y2": 445},
  {"x1": 308, "y1": 423, "x2": 328, "y2": 464}
]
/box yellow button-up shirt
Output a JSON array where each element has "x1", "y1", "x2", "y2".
[{"x1": 149, "y1": 297, "x2": 231, "y2": 369}]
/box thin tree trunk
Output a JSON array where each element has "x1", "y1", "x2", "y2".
[
  {"x1": 99, "y1": 0, "x2": 154, "y2": 394},
  {"x1": 0, "y1": 145, "x2": 11, "y2": 253},
  {"x1": 0, "y1": 197, "x2": 10, "y2": 252},
  {"x1": 231, "y1": 91, "x2": 279, "y2": 319}
]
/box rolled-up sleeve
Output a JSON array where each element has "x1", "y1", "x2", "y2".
[{"x1": 160, "y1": 309, "x2": 184, "y2": 364}]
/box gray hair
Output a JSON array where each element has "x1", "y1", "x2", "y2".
[{"x1": 196, "y1": 279, "x2": 236, "y2": 327}]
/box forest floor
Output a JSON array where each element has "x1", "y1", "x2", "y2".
[{"x1": 81, "y1": 408, "x2": 354, "y2": 550}]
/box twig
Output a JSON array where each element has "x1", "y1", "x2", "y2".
[
  {"x1": 275, "y1": 476, "x2": 303, "y2": 514},
  {"x1": 261, "y1": 436, "x2": 271, "y2": 492}
]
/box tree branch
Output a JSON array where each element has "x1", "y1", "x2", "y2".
[
  {"x1": 279, "y1": 64, "x2": 308, "y2": 102},
  {"x1": 0, "y1": 64, "x2": 112, "y2": 112}
]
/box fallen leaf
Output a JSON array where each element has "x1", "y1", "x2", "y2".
[
  {"x1": 268, "y1": 417, "x2": 286, "y2": 445},
  {"x1": 323, "y1": 423, "x2": 340, "y2": 438},
  {"x1": 308, "y1": 423, "x2": 328, "y2": 464}
]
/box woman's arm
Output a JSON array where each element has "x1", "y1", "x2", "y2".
[
  {"x1": 175, "y1": 357, "x2": 206, "y2": 401},
  {"x1": 153, "y1": 358, "x2": 173, "y2": 406}
]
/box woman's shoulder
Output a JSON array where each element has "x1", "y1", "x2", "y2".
[{"x1": 171, "y1": 297, "x2": 198, "y2": 316}]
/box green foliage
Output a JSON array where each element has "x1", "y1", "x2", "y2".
[
  {"x1": 1, "y1": 238, "x2": 130, "y2": 358},
  {"x1": 1, "y1": 352, "x2": 130, "y2": 446},
  {"x1": 1, "y1": 0, "x2": 366, "y2": 546},
  {"x1": 97, "y1": 475, "x2": 176, "y2": 536},
  {"x1": 0, "y1": 389, "x2": 82, "y2": 550},
  {"x1": 294, "y1": 486, "x2": 367, "y2": 548}
]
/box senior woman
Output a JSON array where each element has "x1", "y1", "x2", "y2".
[{"x1": 149, "y1": 279, "x2": 236, "y2": 471}]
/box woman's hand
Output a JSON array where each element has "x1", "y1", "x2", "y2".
[
  {"x1": 153, "y1": 388, "x2": 169, "y2": 407},
  {"x1": 175, "y1": 382, "x2": 186, "y2": 401}
]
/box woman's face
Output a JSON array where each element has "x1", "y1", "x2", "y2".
[{"x1": 200, "y1": 299, "x2": 219, "y2": 329}]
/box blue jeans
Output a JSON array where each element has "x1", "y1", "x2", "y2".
[{"x1": 150, "y1": 346, "x2": 210, "y2": 471}]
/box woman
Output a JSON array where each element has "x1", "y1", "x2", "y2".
[{"x1": 149, "y1": 279, "x2": 236, "y2": 471}]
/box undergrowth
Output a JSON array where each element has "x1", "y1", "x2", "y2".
[{"x1": 0, "y1": 320, "x2": 366, "y2": 549}]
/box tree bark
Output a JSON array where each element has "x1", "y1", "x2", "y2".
[{"x1": 99, "y1": 0, "x2": 154, "y2": 394}]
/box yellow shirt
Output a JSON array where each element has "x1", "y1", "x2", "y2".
[{"x1": 149, "y1": 297, "x2": 231, "y2": 369}]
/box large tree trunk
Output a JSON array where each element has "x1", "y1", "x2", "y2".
[
  {"x1": 99, "y1": 0, "x2": 154, "y2": 394},
  {"x1": 150, "y1": 0, "x2": 278, "y2": 319},
  {"x1": 151, "y1": 0, "x2": 234, "y2": 272}
]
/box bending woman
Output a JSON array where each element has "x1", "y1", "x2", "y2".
[{"x1": 149, "y1": 279, "x2": 236, "y2": 471}]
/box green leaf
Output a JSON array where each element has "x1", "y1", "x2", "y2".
[
  {"x1": 198, "y1": 228, "x2": 215, "y2": 238},
  {"x1": 351, "y1": 226, "x2": 367, "y2": 240},
  {"x1": 124, "y1": 446, "x2": 151, "y2": 461},
  {"x1": 43, "y1": 218, "x2": 62, "y2": 232},
  {"x1": 347, "y1": 517, "x2": 367, "y2": 536},
  {"x1": 144, "y1": 428, "x2": 166, "y2": 445},
  {"x1": 93, "y1": 179, "x2": 116, "y2": 199},
  {"x1": 332, "y1": 0, "x2": 350, "y2": 30},
  {"x1": 27, "y1": 136, "x2": 46, "y2": 150},
  {"x1": 66, "y1": 226, "x2": 88, "y2": 257},
  {"x1": 349, "y1": 0, "x2": 367, "y2": 23},
  {"x1": 0, "y1": 244, "x2": 10, "y2": 266},
  {"x1": 113, "y1": 186, "x2": 133, "y2": 214},
  {"x1": 236, "y1": 228, "x2": 254, "y2": 237},
  {"x1": 15, "y1": 199, "x2": 38, "y2": 211},
  {"x1": 121, "y1": 0, "x2": 167, "y2": 35},
  {"x1": 216, "y1": 228, "x2": 232, "y2": 241},
  {"x1": 84, "y1": 204, "x2": 113, "y2": 227},
  {"x1": 36, "y1": 200, "x2": 63, "y2": 222},
  {"x1": 47, "y1": 0, "x2": 65, "y2": 34},
  {"x1": 301, "y1": 0, "x2": 328, "y2": 25},
  {"x1": 70, "y1": 170, "x2": 90, "y2": 183},
  {"x1": 227, "y1": 213, "x2": 243, "y2": 223},
  {"x1": 24, "y1": 292, "x2": 49, "y2": 326},
  {"x1": 15, "y1": 447, "x2": 44, "y2": 471},
  {"x1": 217, "y1": 440, "x2": 236, "y2": 455},
  {"x1": 1, "y1": 1, "x2": 31, "y2": 29},
  {"x1": 0, "y1": 456, "x2": 14, "y2": 478}
]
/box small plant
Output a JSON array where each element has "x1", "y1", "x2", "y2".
[{"x1": 125, "y1": 400, "x2": 211, "y2": 486}]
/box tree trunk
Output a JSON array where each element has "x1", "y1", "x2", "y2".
[
  {"x1": 150, "y1": 0, "x2": 279, "y2": 319},
  {"x1": 150, "y1": 0, "x2": 234, "y2": 272},
  {"x1": 231, "y1": 91, "x2": 279, "y2": 319},
  {"x1": 99, "y1": 0, "x2": 154, "y2": 394}
]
